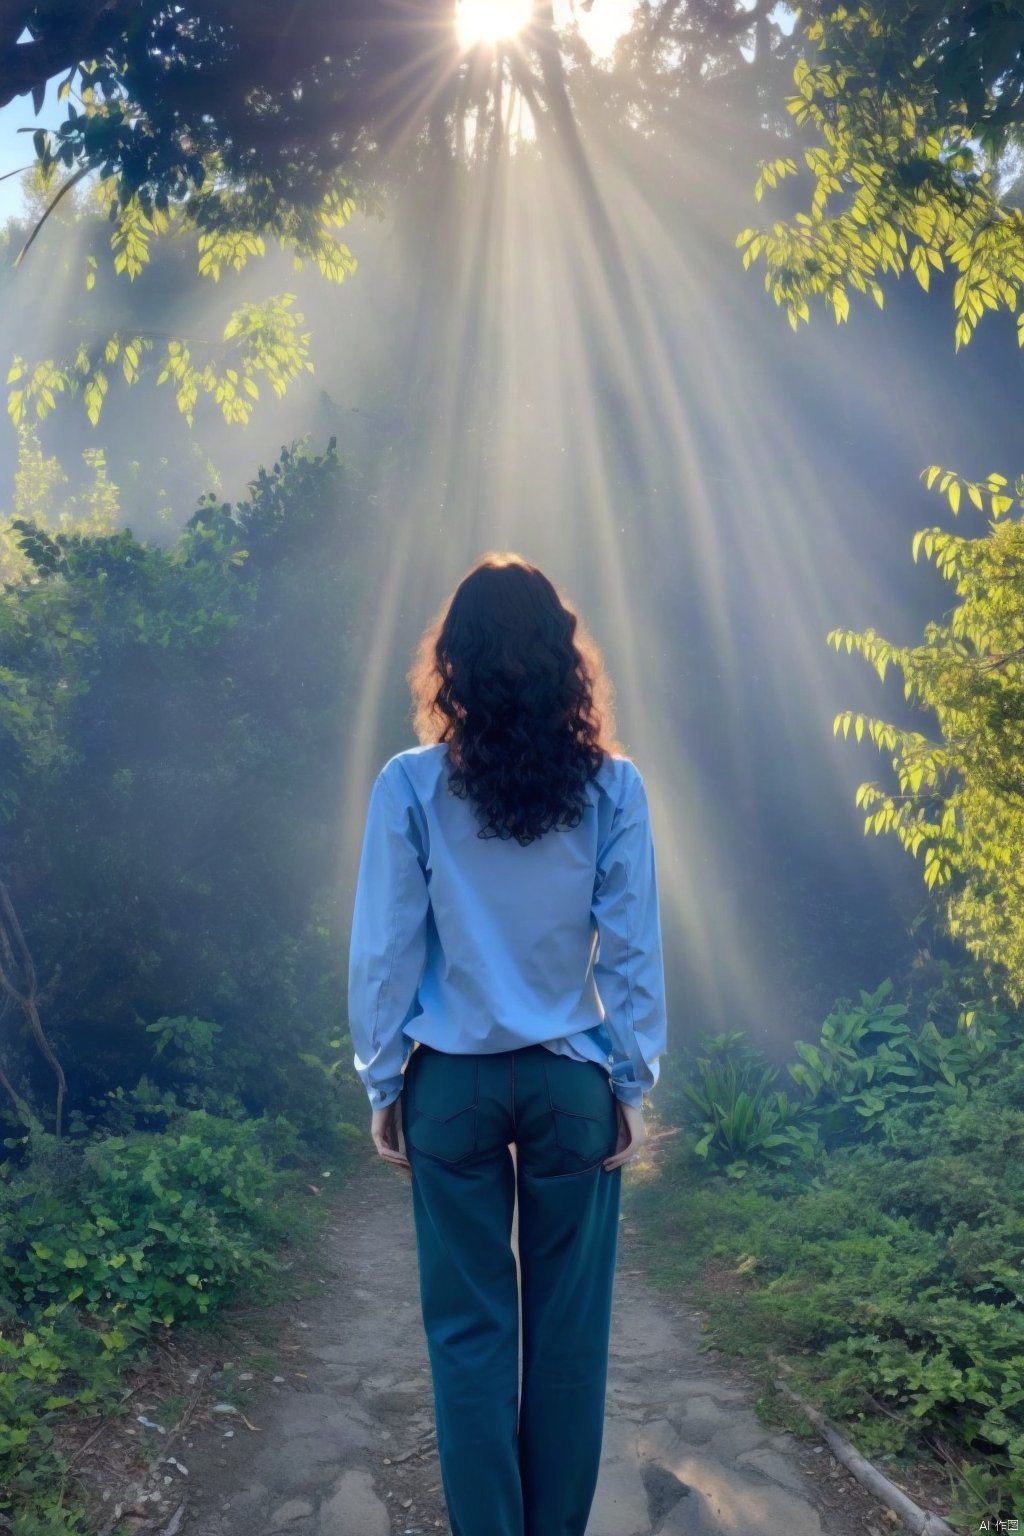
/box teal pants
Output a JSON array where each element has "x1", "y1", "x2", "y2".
[{"x1": 401, "y1": 1040, "x2": 622, "y2": 1536}]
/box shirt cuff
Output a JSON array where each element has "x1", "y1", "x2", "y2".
[
  {"x1": 611, "y1": 1083, "x2": 646, "y2": 1110},
  {"x1": 367, "y1": 1080, "x2": 404, "y2": 1109}
]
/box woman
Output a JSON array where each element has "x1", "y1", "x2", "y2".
[{"x1": 347, "y1": 551, "x2": 667, "y2": 1536}]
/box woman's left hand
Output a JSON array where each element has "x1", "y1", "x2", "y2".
[{"x1": 372, "y1": 1099, "x2": 412, "y2": 1178}]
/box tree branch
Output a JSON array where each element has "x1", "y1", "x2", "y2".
[
  {"x1": 14, "y1": 161, "x2": 93, "y2": 267},
  {"x1": 0, "y1": 987, "x2": 42, "y2": 1131},
  {"x1": 0, "y1": 1, "x2": 124, "y2": 112},
  {"x1": 769, "y1": 1367, "x2": 956, "y2": 1535},
  {"x1": 0, "y1": 881, "x2": 67, "y2": 1139}
]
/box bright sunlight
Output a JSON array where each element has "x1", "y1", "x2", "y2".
[{"x1": 455, "y1": 0, "x2": 533, "y2": 48}]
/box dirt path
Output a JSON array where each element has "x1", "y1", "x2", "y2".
[{"x1": 170, "y1": 1156, "x2": 889, "y2": 1536}]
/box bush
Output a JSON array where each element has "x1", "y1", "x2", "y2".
[
  {"x1": 0, "y1": 1110, "x2": 310, "y2": 1523},
  {"x1": 670, "y1": 974, "x2": 1020, "y2": 1173},
  {"x1": 787, "y1": 978, "x2": 1014, "y2": 1140},
  {"x1": 0, "y1": 1315, "x2": 129, "y2": 1522},
  {"x1": 673, "y1": 1029, "x2": 817, "y2": 1174},
  {"x1": 1, "y1": 1113, "x2": 286, "y2": 1330},
  {"x1": 632, "y1": 1060, "x2": 1024, "y2": 1528}
]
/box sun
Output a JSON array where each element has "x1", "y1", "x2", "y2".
[{"x1": 455, "y1": 0, "x2": 533, "y2": 48}]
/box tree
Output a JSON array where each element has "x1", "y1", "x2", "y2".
[
  {"x1": 9, "y1": 1, "x2": 1022, "y2": 355},
  {"x1": 2, "y1": 423, "x2": 119, "y2": 584},
  {"x1": 0, "y1": 2, "x2": 629, "y2": 432},
  {"x1": 2, "y1": 158, "x2": 353, "y2": 433},
  {"x1": 2, "y1": 2, "x2": 455, "y2": 204},
  {"x1": 831, "y1": 465, "x2": 1024, "y2": 1002},
  {"x1": 731, "y1": 6, "x2": 1024, "y2": 1003},
  {"x1": 0, "y1": 2, "x2": 467, "y2": 433},
  {"x1": 804, "y1": 0, "x2": 1024, "y2": 142},
  {"x1": 0, "y1": 438, "x2": 369, "y2": 1140},
  {"x1": 1, "y1": 2, "x2": 627, "y2": 223},
  {"x1": 736, "y1": 2, "x2": 1024, "y2": 347}
]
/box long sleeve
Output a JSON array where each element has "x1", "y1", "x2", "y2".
[
  {"x1": 347, "y1": 766, "x2": 430, "y2": 1108},
  {"x1": 592, "y1": 769, "x2": 667, "y2": 1109}
]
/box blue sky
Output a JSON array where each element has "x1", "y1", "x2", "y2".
[{"x1": 0, "y1": 78, "x2": 60, "y2": 225}]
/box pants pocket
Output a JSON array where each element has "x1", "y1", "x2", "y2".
[
  {"x1": 541, "y1": 1054, "x2": 617, "y2": 1166},
  {"x1": 405, "y1": 1050, "x2": 480, "y2": 1165}
]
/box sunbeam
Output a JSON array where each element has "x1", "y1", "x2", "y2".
[{"x1": 323, "y1": 27, "x2": 987, "y2": 1050}]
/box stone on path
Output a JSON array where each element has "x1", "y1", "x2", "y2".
[
  {"x1": 587, "y1": 1415, "x2": 655, "y2": 1535},
  {"x1": 736, "y1": 1443, "x2": 820, "y2": 1496},
  {"x1": 266, "y1": 1496, "x2": 314, "y2": 1531},
  {"x1": 318, "y1": 1470, "x2": 390, "y2": 1536}
]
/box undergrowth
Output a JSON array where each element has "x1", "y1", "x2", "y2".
[
  {"x1": 0, "y1": 1106, "x2": 361, "y2": 1530},
  {"x1": 630, "y1": 1055, "x2": 1024, "y2": 1531}
]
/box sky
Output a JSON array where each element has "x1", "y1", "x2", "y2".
[{"x1": 0, "y1": 75, "x2": 58, "y2": 226}]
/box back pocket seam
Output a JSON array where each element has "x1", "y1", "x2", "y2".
[
  {"x1": 542, "y1": 1056, "x2": 610, "y2": 1120},
  {"x1": 410, "y1": 1053, "x2": 479, "y2": 1123}
]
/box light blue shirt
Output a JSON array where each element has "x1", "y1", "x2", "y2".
[{"x1": 347, "y1": 743, "x2": 667, "y2": 1111}]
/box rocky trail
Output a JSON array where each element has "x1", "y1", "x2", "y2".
[{"x1": 143, "y1": 1155, "x2": 893, "y2": 1536}]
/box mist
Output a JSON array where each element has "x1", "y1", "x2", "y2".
[{"x1": 2, "y1": 46, "x2": 1020, "y2": 1062}]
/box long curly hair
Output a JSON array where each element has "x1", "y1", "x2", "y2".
[{"x1": 407, "y1": 552, "x2": 623, "y2": 846}]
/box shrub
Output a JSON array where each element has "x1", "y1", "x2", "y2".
[
  {"x1": 0, "y1": 1313, "x2": 131, "y2": 1522},
  {"x1": 632, "y1": 1061, "x2": 1024, "y2": 1527},
  {"x1": 1, "y1": 1113, "x2": 285, "y2": 1330},
  {"x1": 675, "y1": 1029, "x2": 817, "y2": 1174}
]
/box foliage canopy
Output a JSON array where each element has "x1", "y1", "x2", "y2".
[
  {"x1": 832, "y1": 465, "x2": 1024, "y2": 1001},
  {"x1": 0, "y1": 436, "x2": 369, "y2": 1146},
  {"x1": 739, "y1": 4, "x2": 1024, "y2": 346}
]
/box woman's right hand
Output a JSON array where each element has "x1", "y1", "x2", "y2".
[{"x1": 603, "y1": 1098, "x2": 647, "y2": 1171}]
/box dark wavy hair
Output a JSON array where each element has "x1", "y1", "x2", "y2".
[{"x1": 407, "y1": 552, "x2": 623, "y2": 846}]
